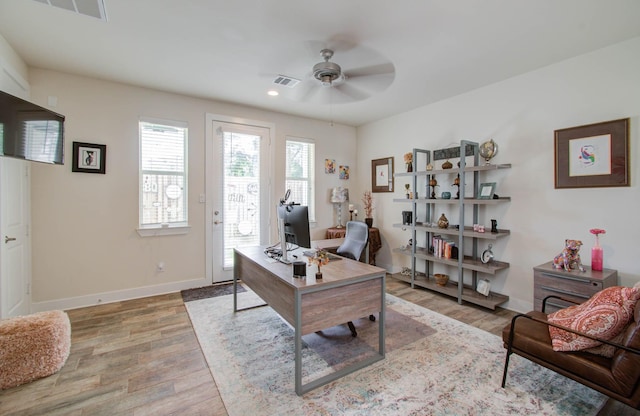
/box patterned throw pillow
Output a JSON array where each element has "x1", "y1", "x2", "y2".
[{"x1": 547, "y1": 286, "x2": 640, "y2": 352}]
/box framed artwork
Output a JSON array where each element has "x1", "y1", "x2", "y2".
[
  {"x1": 325, "y1": 158, "x2": 335, "y2": 174},
  {"x1": 371, "y1": 157, "x2": 394, "y2": 192},
  {"x1": 478, "y1": 182, "x2": 496, "y2": 199},
  {"x1": 554, "y1": 118, "x2": 629, "y2": 188},
  {"x1": 72, "y1": 142, "x2": 106, "y2": 174},
  {"x1": 339, "y1": 165, "x2": 349, "y2": 180}
]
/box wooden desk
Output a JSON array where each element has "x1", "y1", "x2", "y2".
[
  {"x1": 326, "y1": 226, "x2": 382, "y2": 265},
  {"x1": 233, "y1": 244, "x2": 386, "y2": 396}
]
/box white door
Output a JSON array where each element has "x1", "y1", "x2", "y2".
[
  {"x1": 0, "y1": 157, "x2": 31, "y2": 318},
  {"x1": 206, "y1": 116, "x2": 271, "y2": 283}
]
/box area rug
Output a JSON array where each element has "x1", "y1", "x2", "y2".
[
  {"x1": 186, "y1": 292, "x2": 607, "y2": 415},
  {"x1": 181, "y1": 282, "x2": 245, "y2": 302}
]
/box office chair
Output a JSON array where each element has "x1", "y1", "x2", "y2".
[{"x1": 336, "y1": 221, "x2": 376, "y2": 337}]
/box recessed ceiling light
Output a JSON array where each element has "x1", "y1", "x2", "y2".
[{"x1": 267, "y1": 90, "x2": 279, "y2": 97}]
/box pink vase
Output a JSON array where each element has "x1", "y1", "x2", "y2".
[{"x1": 591, "y1": 235, "x2": 603, "y2": 271}]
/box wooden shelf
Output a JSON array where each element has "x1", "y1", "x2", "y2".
[
  {"x1": 394, "y1": 163, "x2": 511, "y2": 178},
  {"x1": 393, "y1": 247, "x2": 509, "y2": 274},
  {"x1": 394, "y1": 197, "x2": 511, "y2": 205},
  {"x1": 390, "y1": 273, "x2": 509, "y2": 310}
]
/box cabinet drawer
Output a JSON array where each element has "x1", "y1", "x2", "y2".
[
  {"x1": 534, "y1": 297, "x2": 577, "y2": 314},
  {"x1": 535, "y1": 272, "x2": 603, "y2": 298}
]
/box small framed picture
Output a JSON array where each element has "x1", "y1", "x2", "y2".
[
  {"x1": 72, "y1": 142, "x2": 106, "y2": 174},
  {"x1": 477, "y1": 182, "x2": 496, "y2": 199},
  {"x1": 325, "y1": 159, "x2": 335, "y2": 174},
  {"x1": 339, "y1": 165, "x2": 349, "y2": 180},
  {"x1": 371, "y1": 157, "x2": 394, "y2": 193}
]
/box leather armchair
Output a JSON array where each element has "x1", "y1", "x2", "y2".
[{"x1": 501, "y1": 295, "x2": 640, "y2": 409}]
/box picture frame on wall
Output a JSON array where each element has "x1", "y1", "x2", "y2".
[
  {"x1": 554, "y1": 118, "x2": 629, "y2": 188},
  {"x1": 72, "y1": 142, "x2": 107, "y2": 174},
  {"x1": 371, "y1": 157, "x2": 394, "y2": 193}
]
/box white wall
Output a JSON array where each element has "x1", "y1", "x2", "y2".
[
  {"x1": 26, "y1": 69, "x2": 356, "y2": 310},
  {"x1": 356, "y1": 37, "x2": 640, "y2": 312}
]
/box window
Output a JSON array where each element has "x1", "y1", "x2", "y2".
[
  {"x1": 285, "y1": 137, "x2": 315, "y2": 222},
  {"x1": 139, "y1": 119, "x2": 188, "y2": 229}
]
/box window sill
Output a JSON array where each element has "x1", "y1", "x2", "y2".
[{"x1": 136, "y1": 224, "x2": 191, "y2": 237}]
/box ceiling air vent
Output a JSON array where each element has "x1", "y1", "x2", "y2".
[
  {"x1": 273, "y1": 75, "x2": 300, "y2": 88},
  {"x1": 32, "y1": 0, "x2": 108, "y2": 21}
]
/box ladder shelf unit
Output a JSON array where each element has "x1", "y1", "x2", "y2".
[{"x1": 393, "y1": 142, "x2": 511, "y2": 309}]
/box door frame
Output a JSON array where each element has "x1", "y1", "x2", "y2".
[{"x1": 205, "y1": 113, "x2": 275, "y2": 283}]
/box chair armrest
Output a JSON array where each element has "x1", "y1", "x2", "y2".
[
  {"x1": 542, "y1": 295, "x2": 581, "y2": 313},
  {"x1": 507, "y1": 313, "x2": 640, "y2": 356}
]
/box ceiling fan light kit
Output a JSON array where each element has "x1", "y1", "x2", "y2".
[{"x1": 313, "y1": 49, "x2": 343, "y2": 86}]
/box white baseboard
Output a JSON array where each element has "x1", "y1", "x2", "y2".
[{"x1": 31, "y1": 277, "x2": 211, "y2": 312}]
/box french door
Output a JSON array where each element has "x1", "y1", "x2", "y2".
[{"x1": 206, "y1": 115, "x2": 272, "y2": 283}]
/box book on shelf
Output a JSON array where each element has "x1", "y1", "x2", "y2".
[{"x1": 431, "y1": 235, "x2": 458, "y2": 259}]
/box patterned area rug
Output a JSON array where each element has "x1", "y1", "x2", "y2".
[
  {"x1": 186, "y1": 292, "x2": 607, "y2": 415},
  {"x1": 181, "y1": 282, "x2": 245, "y2": 302}
]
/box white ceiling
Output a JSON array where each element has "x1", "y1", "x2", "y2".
[{"x1": 1, "y1": 0, "x2": 640, "y2": 126}]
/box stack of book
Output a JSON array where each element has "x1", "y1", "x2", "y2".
[{"x1": 430, "y1": 235, "x2": 458, "y2": 259}]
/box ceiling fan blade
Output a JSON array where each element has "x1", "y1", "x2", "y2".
[
  {"x1": 342, "y1": 63, "x2": 395, "y2": 95},
  {"x1": 287, "y1": 78, "x2": 322, "y2": 102},
  {"x1": 345, "y1": 62, "x2": 395, "y2": 78},
  {"x1": 303, "y1": 35, "x2": 358, "y2": 59},
  {"x1": 331, "y1": 83, "x2": 370, "y2": 103}
]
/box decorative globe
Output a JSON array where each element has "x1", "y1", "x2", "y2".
[{"x1": 479, "y1": 139, "x2": 498, "y2": 165}]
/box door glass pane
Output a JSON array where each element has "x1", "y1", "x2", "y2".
[{"x1": 223, "y1": 132, "x2": 261, "y2": 268}]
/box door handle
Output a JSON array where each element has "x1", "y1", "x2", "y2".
[
  {"x1": 214, "y1": 221, "x2": 223, "y2": 225},
  {"x1": 5, "y1": 236, "x2": 16, "y2": 243}
]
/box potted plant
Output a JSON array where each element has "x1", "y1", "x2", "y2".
[
  {"x1": 308, "y1": 248, "x2": 330, "y2": 279},
  {"x1": 404, "y1": 152, "x2": 413, "y2": 172},
  {"x1": 362, "y1": 190, "x2": 374, "y2": 228}
]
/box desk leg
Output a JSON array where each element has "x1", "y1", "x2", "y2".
[
  {"x1": 294, "y1": 291, "x2": 303, "y2": 396},
  {"x1": 379, "y1": 275, "x2": 386, "y2": 356},
  {"x1": 233, "y1": 267, "x2": 238, "y2": 312}
]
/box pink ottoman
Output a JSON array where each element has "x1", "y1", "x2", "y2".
[{"x1": 0, "y1": 310, "x2": 71, "y2": 389}]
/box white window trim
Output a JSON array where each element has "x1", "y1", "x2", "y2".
[
  {"x1": 285, "y1": 136, "x2": 315, "y2": 224},
  {"x1": 137, "y1": 117, "x2": 190, "y2": 237},
  {"x1": 136, "y1": 224, "x2": 191, "y2": 237}
]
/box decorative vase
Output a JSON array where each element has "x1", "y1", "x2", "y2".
[
  {"x1": 437, "y1": 213, "x2": 449, "y2": 229},
  {"x1": 592, "y1": 235, "x2": 603, "y2": 271},
  {"x1": 365, "y1": 218, "x2": 373, "y2": 228},
  {"x1": 406, "y1": 162, "x2": 413, "y2": 172},
  {"x1": 316, "y1": 271, "x2": 323, "y2": 280}
]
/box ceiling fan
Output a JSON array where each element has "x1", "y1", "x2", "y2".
[{"x1": 271, "y1": 41, "x2": 396, "y2": 105}]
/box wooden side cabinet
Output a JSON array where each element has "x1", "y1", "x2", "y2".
[{"x1": 533, "y1": 261, "x2": 618, "y2": 312}]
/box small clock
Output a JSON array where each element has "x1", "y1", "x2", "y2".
[{"x1": 481, "y1": 244, "x2": 494, "y2": 264}]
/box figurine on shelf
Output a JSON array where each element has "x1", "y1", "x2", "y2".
[
  {"x1": 429, "y1": 176, "x2": 438, "y2": 199},
  {"x1": 438, "y1": 213, "x2": 449, "y2": 229},
  {"x1": 452, "y1": 174, "x2": 461, "y2": 199},
  {"x1": 405, "y1": 183, "x2": 411, "y2": 198}
]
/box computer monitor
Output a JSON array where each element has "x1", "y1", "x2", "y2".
[
  {"x1": 276, "y1": 204, "x2": 311, "y2": 263},
  {"x1": 278, "y1": 204, "x2": 311, "y2": 248}
]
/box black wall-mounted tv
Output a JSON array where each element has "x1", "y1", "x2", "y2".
[{"x1": 0, "y1": 90, "x2": 65, "y2": 165}]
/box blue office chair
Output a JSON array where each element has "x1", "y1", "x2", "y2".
[{"x1": 337, "y1": 221, "x2": 376, "y2": 337}]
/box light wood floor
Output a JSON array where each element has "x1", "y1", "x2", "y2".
[{"x1": 0, "y1": 276, "x2": 637, "y2": 415}]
